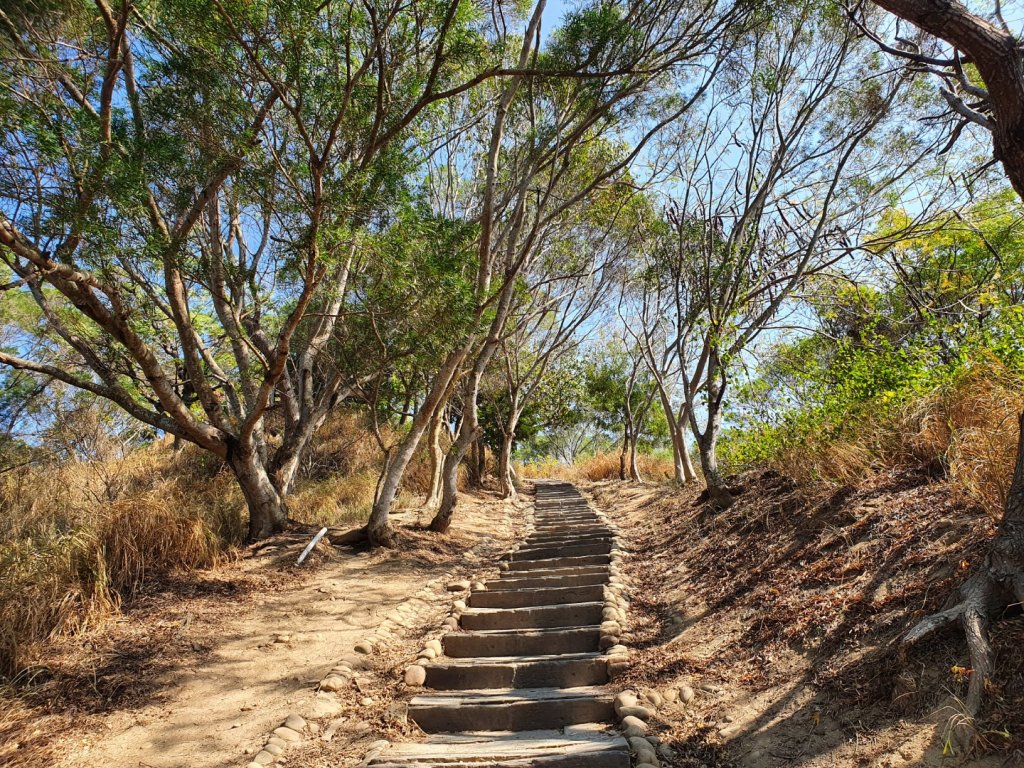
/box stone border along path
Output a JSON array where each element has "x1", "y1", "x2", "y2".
[{"x1": 364, "y1": 480, "x2": 656, "y2": 768}]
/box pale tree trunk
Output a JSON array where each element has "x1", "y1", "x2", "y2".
[
  {"x1": 498, "y1": 429, "x2": 517, "y2": 498},
  {"x1": 425, "y1": 408, "x2": 446, "y2": 508},
  {"x1": 228, "y1": 442, "x2": 288, "y2": 541},
  {"x1": 430, "y1": 419, "x2": 479, "y2": 533}
]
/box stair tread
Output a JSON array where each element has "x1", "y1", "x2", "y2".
[
  {"x1": 378, "y1": 729, "x2": 627, "y2": 759},
  {"x1": 426, "y1": 652, "x2": 604, "y2": 666},
  {"x1": 410, "y1": 685, "x2": 613, "y2": 705},
  {"x1": 461, "y1": 601, "x2": 602, "y2": 615}
]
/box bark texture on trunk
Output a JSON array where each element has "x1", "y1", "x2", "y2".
[
  {"x1": 628, "y1": 436, "x2": 642, "y2": 482},
  {"x1": 425, "y1": 409, "x2": 445, "y2": 508},
  {"x1": 498, "y1": 430, "x2": 517, "y2": 499},
  {"x1": 430, "y1": 422, "x2": 479, "y2": 534},
  {"x1": 697, "y1": 431, "x2": 733, "y2": 509},
  {"x1": 229, "y1": 444, "x2": 287, "y2": 541}
]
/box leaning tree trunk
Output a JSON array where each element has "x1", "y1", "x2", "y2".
[
  {"x1": 228, "y1": 441, "x2": 288, "y2": 541},
  {"x1": 900, "y1": 411, "x2": 1024, "y2": 717},
  {"x1": 366, "y1": 352, "x2": 463, "y2": 547},
  {"x1": 466, "y1": 439, "x2": 486, "y2": 489}
]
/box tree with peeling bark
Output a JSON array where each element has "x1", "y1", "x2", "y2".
[
  {"x1": 366, "y1": 0, "x2": 746, "y2": 543},
  {"x1": 854, "y1": 0, "x2": 1024, "y2": 720},
  {"x1": 643, "y1": 4, "x2": 928, "y2": 507},
  {"x1": 0, "y1": 0, "x2": 514, "y2": 540}
]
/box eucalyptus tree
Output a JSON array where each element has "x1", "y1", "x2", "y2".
[
  {"x1": 365, "y1": 0, "x2": 746, "y2": 544},
  {"x1": 851, "y1": 0, "x2": 1024, "y2": 718},
  {"x1": 639, "y1": 4, "x2": 928, "y2": 507},
  {"x1": 0, "y1": 0, "x2": 518, "y2": 539}
]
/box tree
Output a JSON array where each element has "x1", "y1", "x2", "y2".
[
  {"x1": 641, "y1": 4, "x2": 927, "y2": 506},
  {"x1": 366, "y1": 0, "x2": 746, "y2": 542},
  {"x1": 0, "y1": 0, "x2": 504, "y2": 539},
  {"x1": 858, "y1": 0, "x2": 1024, "y2": 718}
]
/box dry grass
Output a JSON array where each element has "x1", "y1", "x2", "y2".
[
  {"x1": 772, "y1": 360, "x2": 1023, "y2": 519},
  {"x1": 0, "y1": 409, "x2": 449, "y2": 679},
  {"x1": 518, "y1": 450, "x2": 676, "y2": 482}
]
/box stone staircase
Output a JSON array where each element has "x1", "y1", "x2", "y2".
[{"x1": 369, "y1": 481, "x2": 630, "y2": 767}]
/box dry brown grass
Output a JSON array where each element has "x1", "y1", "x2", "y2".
[
  {"x1": 0, "y1": 409, "x2": 451, "y2": 678},
  {"x1": 773, "y1": 360, "x2": 1023, "y2": 519},
  {"x1": 518, "y1": 450, "x2": 675, "y2": 482}
]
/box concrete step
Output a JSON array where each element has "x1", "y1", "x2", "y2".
[
  {"x1": 497, "y1": 564, "x2": 609, "y2": 581},
  {"x1": 470, "y1": 583, "x2": 604, "y2": 608},
  {"x1": 459, "y1": 601, "x2": 603, "y2": 631},
  {"x1": 489, "y1": 572, "x2": 608, "y2": 590},
  {"x1": 443, "y1": 626, "x2": 600, "y2": 657},
  {"x1": 369, "y1": 729, "x2": 630, "y2": 767},
  {"x1": 422, "y1": 653, "x2": 608, "y2": 690},
  {"x1": 506, "y1": 553, "x2": 611, "y2": 571},
  {"x1": 510, "y1": 542, "x2": 611, "y2": 561},
  {"x1": 524, "y1": 531, "x2": 612, "y2": 543},
  {"x1": 408, "y1": 687, "x2": 615, "y2": 732}
]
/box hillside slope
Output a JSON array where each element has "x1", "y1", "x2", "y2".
[{"x1": 587, "y1": 471, "x2": 1024, "y2": 767}]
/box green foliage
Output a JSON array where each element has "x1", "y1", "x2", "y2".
[{"x1": 721, "y1": 188, "x2": 1024, "y2": 473}]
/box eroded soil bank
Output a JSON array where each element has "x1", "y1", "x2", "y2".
[{"x1": 586, "y1": 472, "x2": 1024, "y2": 768}]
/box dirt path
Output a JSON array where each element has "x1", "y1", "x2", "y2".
[{"x1": 5, "y1": 493, "x2": 525, "y2": 768}]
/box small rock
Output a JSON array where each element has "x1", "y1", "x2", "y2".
[
  {"x1": 679, "y1": 683, "x2": 695, "y2": 703},
  {"x1": 446, "y1": 580, "x2": 471, "y2": 592},
  {"x1": 614, "y1": 691, "x2": 638, "y2": 715},
  {"x1": 425, "y1": 639, "x2": 443, "y2": 655},
  {"x1": 405, "y1": 665, "x2": 427, "y2": 686},
  {"x1": 658, "y1": 744, "x2": 677, "y2": 759},
  {"x1": 368, "y1": 739, "x2": 391, "y2": 752},
  {"x1": 263, "y1": 743, "x2": 284, "y2": 756},
  {"x1": 360, "y1": 697, "x2": 374, "y2": 707},
  {"x1": 599, "y1": 635, "x2": 620, "y2": 650},
  {"x1": 253, "y1": 751, "x2": 276, "y2": 765},
  {"x1": 627, "y1": 736, "x2": 650, "y2": 753},
  {"x1": 284, "y1": 714, "x2": 306, "y2": 732},
  {"x1": 621, "y1": 715, "x2": 647, "y2": 736},
  {"x1": 274, "y1": 634, "x2": 291, "y2": 643},
  {"x1": 700, "y1": 682, "x2": 721, "y2": 693},
  {"x1": 662, "y1": 687, "x2": 679, "y2": 704},
  {"x1": 452, "y1": 599, "x2": 467, "y2": 612},
  {"x1": 618, "y1": 705, "x2": 653, "y2": 720},
  {"x1": 320, "y1": 675, "x2": 348, "y2": 692},
  {"x1": 442, "y1": 618, "x2": 459, "y2": 629},
  {"x1": 267, "y1": 737, "x2": 286, "y2": 748},
  {"x1": 273, "y1": 726, "x2": 302, "y2": 742},
  {"x1": 417, "y1": 648, "x2": 437, "y2": 660},
  {"x1": 471, "y1": 581, "x2": 485, "y2": 590},
  {"x1": 354, "y1": 640, "x2": 374, "y2": 655},
  {"x1": 641, "y1": 689, "x2": 664, "y2": 708},
  {"x1": 608, "y1": 660, "x2": 630, "y2": 679}
]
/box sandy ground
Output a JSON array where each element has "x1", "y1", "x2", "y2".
[{"x1": 3, "y1": 491, "x2": 527, "y2": 768}]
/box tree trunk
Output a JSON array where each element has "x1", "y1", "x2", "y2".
[
  {"x1": 366, "y1": 352, "x2": 462, "y2": 547},
  {"x1": 430, "y1": 422, "x2": 479, "y2": 534},
  {"x1": 901, "y1": 411, "x2": 1024, "y2": 718},
  {"x1": 425, "y1": 409, "x2": 445, "y2": 508},
  {"x1": 467, "y1": 438, "x2": 486, "y2": 488},
  {"x1": 628, "y1": 435, "x2": 642, "y2": 482},
  {"x1": 697, "y1": 429, "x2": 732, "y2": 509},
  {"x1": 619, "y1": 427, "x2": 628, "y2": 481},
  {"x1": 229, "y1": 443, "x2": 287, "y2": 541},
  {"x1": 498, "y1": 430, "x2": 517, "y2": 499}
]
